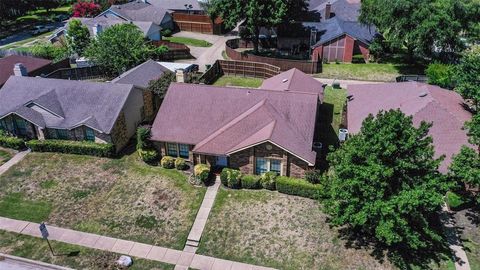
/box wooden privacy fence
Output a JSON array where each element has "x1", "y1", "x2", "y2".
[
  {"x1": 151, "y1": 40, "x2": 192, "y2": 61},
  {"x1": 172, "y1": 13, "x2": 223, "y2": 35},
  {"x1": 198, "y1": 60, "x2": 281, "y2": 85},
  {"x1": 225, "y1": 39, "x2": 321, "y2": 74},
  {"x1": 45, "y1": 66, "x2": 106, "y2": 80}
]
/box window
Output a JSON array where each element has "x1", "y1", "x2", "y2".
[
  {"x1": 14, "y1": 118, "x2": 27, "y2": 136},
  {"x1": 0, "y1": 119, "x2": 6, "y2": 131},
  {"x1": 167, "y1": 143, "x2": 178, "y2": 156},
  {"x1": 55, "y1": 129, "x2": 68, "y2": 139},
  {"x1": 85, "y1": 128, "x2": 95, "y2": 141},
  {"x1": 255, "y1": 157, "x2": 281, "y2": 175},
  {"x1": 179, "y1": 144, "x2": 189, "y2": 158}
]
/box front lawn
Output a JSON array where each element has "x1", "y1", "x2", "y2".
[
  {"x1": 163, "y1": 36, "x2": 212, "y2": 47},
  {"x1": 454, "y1": 206, "x2": 480, "y2": 270},
  {"x1": 213, "y1": 76, "x2": 263, "y2": 88},
  {"x1": 0, "y1": 230, "x2": 174, "y2": 270},
  {"x1": 317, "y1": 62, "x2": 425, "y2": 82},
  {"x1": 0, "y1": 151, "x2": 206, "y2": 250},
  {"x1": 197, "y1": 188, "x2": 396, "y2": 270},
  {"x1": 0, "y1": 147, "x2": 15, "y2": 166}
]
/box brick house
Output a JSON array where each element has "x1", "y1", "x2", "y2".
[
  {"x1": 0, "y1": 55, "x2": 63, "y2": 87},
  {"x1": 0, "y1": 76, "x2": 154, "y2": 151},
  {"x1": 151, "y1": 69, "x2": 324, "y2": 178}
]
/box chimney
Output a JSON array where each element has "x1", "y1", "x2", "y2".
[
  {"x1": 92, "y1": 23, "x2": 103, "y2": 37},
  {"x1": 325, "y1": 2, "x2": 332, "y2": 20},
  {"x1": 13, "y1": 63, "x2": 28, "y2": 76},
  {"x1": 176, "y1": 69, "x2": 185, "y2": 83}
]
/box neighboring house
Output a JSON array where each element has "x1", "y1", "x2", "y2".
[
  {"x1": 147, "y1": 0, "x2": 203, "y2": 13},
  {"x1": 307, "y1": 17, "x2": 377, "y2": 62},
  {"x1": 308, "y1": 0, "x2": 361, "y2": 22},
  {"x1": 151, "y1": 69, "x2": 324, "y2": 178},
  {"x1": 79, "y1": 17, "x2": 162, "y2": 40},
  {"x1": 0, "y1": 55, "x2": 55, "y2": 87},
  {"x1": 347, "y1": 81, "x2": 474, "y2": 173},
  {"x1": 0, "y1": 76, "x2": 154, "y2": 151},
  {"x1": 104, "y1": 1, "x2": 174, "y2": 30}
]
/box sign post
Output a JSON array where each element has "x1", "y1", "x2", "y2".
[{"x1": 39, "y1": 223, "x2": 55, "y2": 256}]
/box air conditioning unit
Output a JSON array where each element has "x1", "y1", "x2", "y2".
[
  {"x1": 313, "y1": 142, "x2": 323, "y2": 150},
  {"x1": 338, "y1": 129, "x2": 349, "y2": 142}
]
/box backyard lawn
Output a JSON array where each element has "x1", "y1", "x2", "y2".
[
  {"x1": 163, "y1": 36, "x2": 212, "y2": 47},
  {"x1": 0, "y1": 151, "x2": 206, "y2": 250},
  {"x1": 213, "y1": 76, "x2": 263, "y2": 88},
  {"x1": 0, "y1": 230, "x2": 174, "y2": 270},
  {"x1": 197, "y1": 188, "x2": 454, "y2": 270},
  {"x1": 317, "y1": 62, "x2": 425, "y2": 82}
]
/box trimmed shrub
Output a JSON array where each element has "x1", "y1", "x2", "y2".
[
  {"x1": 26, "y1": 140, "x2": 114, "y2": 157},
  {"x1": 352, "y1": 54, "x2": 366, "y2": 64},
  {"x1": 138, "y1": 149, "x2": 158, "y2": 163},
  {"x1": 160, "y1": 156, "x2": 175, "y2": 169},
  {"x1": 161, "y1": 29, "x2": 172, "y2": 37},
  {"x1": 220, "y1": 168, "x2": 242, "y2": 189},
  {"x1": 0, "y1": 132, "x2": 25, "y2": 150},
  {"x1": 276, "y1": 176, "x2": 323, "y2": 199},
  {"x1": 426, "y1": 63, "x2": 455, "y2": 89},
  {"x1": 260, "y1": 172, "x2": 277, "y2": 190},
  {"x1": 136, "y1": 126, "x2": 151, "y2": 150},
  {"x1": 241, "y1": 175, "x2": 261, "y2": 189},
  {"x1": 194, "y1": 164, "x2": 210, "y2": 184},
  {"x1": 305, "y1": 170, "x2": 323, "y2": 184},
  {"x1": 175, "y1": 158, "x2": 188, "y2": 170}
]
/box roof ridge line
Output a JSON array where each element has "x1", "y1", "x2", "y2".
[{"x1": 193, "y1": 99, "x2": 268, "y2": 150}]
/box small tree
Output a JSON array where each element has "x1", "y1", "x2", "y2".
[
  {"x1": 72, "y1": 0, "x2": 102, "y2": 17},
  {"x1": 326, "y1": 110, "x2": 453, "y2": 250},
  {"x1": 29, "y1": 42, "x2": 68, "y2": 62},
  {"x1": 455, "y1": 45, "x2": 480, "y2": 110},
  {"x1": 465, "y1": 114, "x2": 480, "y2": 147},
  {"x1": 85, "y1": 24, "x2": 168, "y2": 76},
  {"x1": 146, "y1": 72, "x2": 176, "y2": 99},
  {"x1": 449, "y1": 146, "x2": 480, "y2": 203},
  {"x1": 136, "y1": 126, "x2": 151, "y2": 150},
  {"x1": 66, "y1": 19, "x2": 91, "y2": 56}
]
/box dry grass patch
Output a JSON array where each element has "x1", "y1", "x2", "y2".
[
  {"x1": 454, "y1": 207, "x2": 480, "y2": 270},
  {"x1": 0, "y1": 147, "x2": 16, "y2": 166},
  {"x1": 197, "y1": 188, "x2": 396, "y2": 270},
  {"x1": 0, "y1": 152, "x2": 205, "y2": 249}
]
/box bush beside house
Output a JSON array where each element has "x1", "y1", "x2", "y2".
[
  {"x1": 220, "y1": 168, "x2": 242, "y2": 189},
  {"x1": 241, "y1": 175, "x2": 261, "y2": 189},
  {"x1": 0, "y1": 132, "x2": 25, "y2": 150},
  {"x1": 161, "y1": 156, "x2": 175, "y2": 169},
  {"x1": 276, "y1": 176, "x2": 323, "y2": 199},
  {"x1": 194, "y1": 164, "x2": 211, "y2": 184},
  {"x1": 27, "y1": 140, "x2": 114, "y2": 157}
]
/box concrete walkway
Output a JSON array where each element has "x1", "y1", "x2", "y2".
[
  {"x1": 440, "y1": 205, "x2": 471, "y2": 270},
  {"x1": 0, "y1": 253, "x2": 72, "y2": 270},
  {"x1": 0, "y1": 149, "x2": 30, "y2": 176},
  {"x1": 0, "y1": 216, "x2": 275, "y2": 270},
  {"x1": 184, "y1": 176, "x2": 221, "y2": 253}
]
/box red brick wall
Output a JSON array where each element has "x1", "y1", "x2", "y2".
[
  {"x1": 343, "y1": 35, "x2": 355, "y2": 62},
  {"x1": 358, "y1": 41, "x2": 370, "y2": 61}
]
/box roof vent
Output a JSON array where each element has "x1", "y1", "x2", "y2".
[
  {"x1": 313, "y1": 142, "x2": 323, "y2": 150},
  {"x1": 339, "y1": 129, "x2": 349, "y2": 142},
  {"x1": 419, "y1": 92, "x2": 428, "y2": 97},
  {"x1": 282, "y1": 79, "x2": 288, "y2": 83}
]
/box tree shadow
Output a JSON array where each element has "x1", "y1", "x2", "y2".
[
  {"x1": 314, "y1": 102, "x2": 339, "y2": 172},
  {"x1": 465, "y1": 204, "x2": 480, "y2": 226}
]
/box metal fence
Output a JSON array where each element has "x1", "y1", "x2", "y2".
[
  {"x1": 44, "y1": 66, "x2": 106, "y2": 81},
  {"x1": 396, "y1": 75, "x2": 428, "y2": 83}
]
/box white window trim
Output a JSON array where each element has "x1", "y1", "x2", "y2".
[{"x1": 255, "y1": 157, "x2": 283, "y2": 176}]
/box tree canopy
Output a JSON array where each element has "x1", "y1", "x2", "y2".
[
  {"x1": 465, "y1": 114, "x2": 480, "y2": 147},
  {"x1": 449, "y1": 146, "x2": 480, "y2": 203},
  {"x1": 146, "y1": 72, "x2": 176, "y2": 98},
  {"x1": 360, "y1": 0, "x2": 480, "y2": 60},
  {"x1": 325, "y1": 110, "x2": 452, "y2": 251},
  {"x1": 454, "y1": 45, "x2": 480, "y2": 109},
  {"x1": 66, "y1": 19, "x2": 91, "y2": 57},
  {"x1": 85, "y1": 24, "x2": 168, "y2": 76},
  {"x1": 208, "y1": 0, "x2": 288, "y2": 53}
]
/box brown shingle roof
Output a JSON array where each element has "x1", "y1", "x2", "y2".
[
  {"x1": 347, "y1": 81, "x2": 474, "y2": 172},
  {"x1": 151, "y1": 83, "x2": 318, "y2": 164},
  {"x1": 260, "y1": 68, "x2": 325, "y2": 100},
  {"x1": 0, "y1": 55, "x2": 52, "y2": 86}
]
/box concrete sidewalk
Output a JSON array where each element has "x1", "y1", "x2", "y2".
[
  {"x1": 440, "y1": 205, "x2": 471, "y2": 270},
  {"x1": 0, "y1": 149, "x2": 30, "y2": 176},
  {"x1": 0, "y1": 216, "x2": 275, "y2": 270}
]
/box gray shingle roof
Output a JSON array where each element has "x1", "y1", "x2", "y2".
[
  {"x1": 0, "y1": 76, "x2": 136, "y2": 133},
  {"x1": 304, "y1": 17, "x2": 377, "y2": 47},
  {"x1": 308, "y1": 0, "x2": 361, "y2": 21},
  {"x1": 109, "y1": 1, "x2": 169, "y2": 25},
  {"x1": 76, "y1": 17, "x2": 156, "y2": 38},
  {"x1": 147, "y1": 0, "x2": 202, "y2": 11},
  {"x1": 112, "y1": 59, "x2": 172, "y2": 88}
]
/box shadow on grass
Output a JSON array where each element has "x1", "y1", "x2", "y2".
[{"x1": 314, "y1": 102, "x2": 339, "y2": 172}]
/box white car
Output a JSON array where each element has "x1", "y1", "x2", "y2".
[{"x1": 31, "y1": 26, "x2": 51, "y2": 35}]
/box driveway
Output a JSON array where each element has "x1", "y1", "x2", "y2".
[{"x1": 172, "y1": 31, "x2": 238, "y2": 72}]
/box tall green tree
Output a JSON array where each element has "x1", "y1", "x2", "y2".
[
  {"x1": 454, "y1": 45, "x2": 480, "y2": 109},
  {"x1": 449, "y1": 146, "x2": 480, "y2": 203},
  {"x1": 326, "y1": 110, "x2": 452, "y2": 251},
  {"x1": 465, "y1": 114, "x2": 480, "y2": 147},
  {"x1": 66, "y1": 19, "x2": 91, "y2": 57},
  {"x1": 85, "y1": 24, "x2": 168, "y2": 76},
  {"x1": 208, "y1": 0, "x2": 287, "y2": 53},
  {"x1": 360, "y1": 0, "x2": 480, "y2": 61}
]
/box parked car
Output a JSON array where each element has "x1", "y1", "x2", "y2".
[
  {"x1": 56, "y1": 14, "x2": 70, "y2": 22},
  {"x1": 31, "y1": 25, "x2": 53, "y2": 35}
]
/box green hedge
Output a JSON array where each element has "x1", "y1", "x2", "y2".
[
  {"x1": 260, "y1": 172, "x2": 277, "y2": 190},
  {"x1": 161, "y1": 156, "x2": 175, "y2": 169},
  {"x1": 194, "y1": 164, "x2": 210, "y2": 184},
  {"x1": 138, "y1": 148, "x2": 158, "y2": 163},
  {"x1": 26, "y1": 140, "x2": 114, "y2": 157},
  {"x1": 276, "y1": 176, "x2": 323, "y2": 199},
  {"x1": 220, "y1": 168, "x2": 242, "y2": 189},
  {"x1": 241, "y1": 175, "x2": 261, "y2": 189},
  {"x1": 426, "y1": 63, "x2": 455, "y2": 89},
  {"x1": 0, "y1": 134, "x2": 25, "y2": 150}
]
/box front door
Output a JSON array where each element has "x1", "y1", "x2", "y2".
[{"x1": 216, "y1": 156, "x2": 228, "y2": 167}]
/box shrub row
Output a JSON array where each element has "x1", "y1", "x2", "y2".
[
  {"x1": 276, "y1": 176, "x2": 323, "y2": 199},
  {"x1": 0, "y1": 134, "x2": 25, "y2": 150},
  {"x1": 194, "y1": 164, "x2": 211, "y2": 184},
  {"x1": 27, "y1": 140, "x2": 115, "y2": 157},
  {"x1": 138, "y1": 149, "x2": 158, "y2": 163},
  {"x1": 220, "y1": 168, "x2": 242, "y2": 189}
]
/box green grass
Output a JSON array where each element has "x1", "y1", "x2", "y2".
[
  {"x1": 163, "y1": 36, "x2": 212, "y2": 47},
  {"x1": 446, "y1": 191, "x2": 469, "y2": 209},
  {"x1": 0, "y1": 230, "x2": 174, "y2": 270},
  {"x1": 0, "y1": 193, "x2": 52, "y2": 223},
  {"x1": 0, "y1": 149, "x2": 13, "y2": 166},
  {"x1": 0, "y1": 151, "x2": 206, "y2": 250},
  {"x1": 213, "y1": 76, "x2": 264, "y2": 88},
  {"x1": 318, "y1": 62, "x2": 425, "y2": 82},
  {"x1": 1, "y1": 30, "x2": 54, "y2": 50}
]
